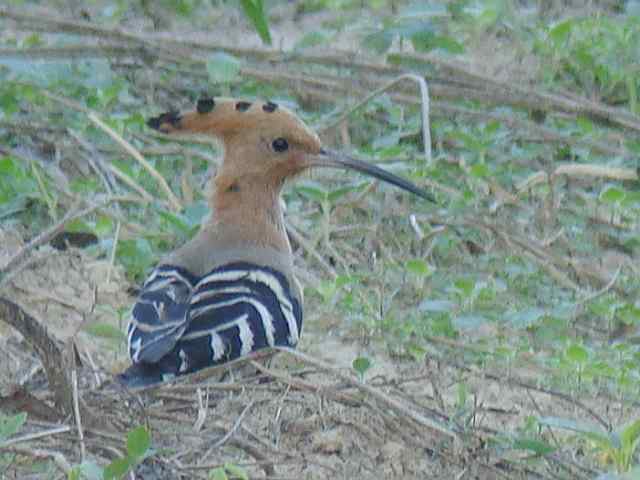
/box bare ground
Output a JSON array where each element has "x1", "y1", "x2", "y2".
[
  {"x1": 1, "y1": 1, "x2": 639, "y2": 479},
  {"x1": 1, "y1": 222, "x2": 626, "y2": 479}
]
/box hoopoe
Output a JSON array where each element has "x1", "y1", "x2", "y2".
[{"x1": 119, "y1": 97, "x2": 434, "y2": 387}]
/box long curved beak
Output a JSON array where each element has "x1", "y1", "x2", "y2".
[{"x1": 306, "y1": 149, "x2": 436, "y2": 203}]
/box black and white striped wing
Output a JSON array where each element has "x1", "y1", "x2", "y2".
[
  {"x1": 127, "y1": 265, "x2": 196, "y2": 364},
  {"x1": 173, "y1": 262, "x2": 302, "y2": 374},
  {"x1": 120, "y1": 262, "x2": 302, "y2": 387}
]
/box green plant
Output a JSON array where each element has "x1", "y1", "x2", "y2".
[
  {"x1": 102, "y1": 426, "x2": 152, "y2": 480},
  {"x1": 1, "y1": 2, "x2": 640, "y2": 478},
  {"x1": 64, "y1": 426, "x2": 152, "y2": 480},
  {"x1": 539, "y1": 417, "x2": 640, "y2": 473},
  {"x1": 1, "y1": 413, "x2": 32, "y2": 474},
  {"x1": 536, "y1": 16, "x2": 640, "y2": 112},
  {"x1": 0, "y1": 155, "x2": 54, "y2": 223},
  {"x1": 361, "y1": 3, "x2": 464, "y2": 54},
  {"x1": 209, "y1": 463, "x2": 249, "y2": 480},
  {"x1": 0, "y1": 411, "x2": 27, "y2": 443},
  {"x1": 239, "y1": 0, "x2": 272, "y2": 45},
  {"x1": 352, "y1": 355, "x2": 372, "y2": 380}
]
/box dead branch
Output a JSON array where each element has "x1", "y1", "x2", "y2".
[
  {"x1": 0, "y1": 425, "x2": 70, "y2": 448},
  {"x1": 250, "y1": 361, "x2": 361, "y2": 407},
  {"x1": 276, "y1": 347, "x2": 457, "y2": 443},
  {"x1": 517, "y1": 164, "x2": 638, "y2": 192},
  {"x1": 0, "y1": 298, "x2": 71, "y2": 417},
  {"x1": 2, "y1": 6, "x2": 638, "y2": 133}
]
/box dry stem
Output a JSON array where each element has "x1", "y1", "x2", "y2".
[
  {"x1": 88, "y1": 112, "x2": 183, "y2": 211},
  {"x1": 276, "y1": 347, "x2": 457, "y2": 442}
]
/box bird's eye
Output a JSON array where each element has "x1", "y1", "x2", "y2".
[{"x1": 272, "y1": 138, "x2": 289, "y2": 153}]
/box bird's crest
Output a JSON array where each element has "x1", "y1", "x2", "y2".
[{"x1": 147, "y1": 97, "x2": 322, "y2": 155}]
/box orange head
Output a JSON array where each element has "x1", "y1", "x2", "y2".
[{"x1": 147, "y1": 97, "x2": 435, "y2": 204}]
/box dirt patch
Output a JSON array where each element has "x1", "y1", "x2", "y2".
[{"x1": 0, "y1": 227, "x2": 131, "y2": 396}]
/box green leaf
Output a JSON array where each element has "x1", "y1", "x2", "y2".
[
  {"x1": 158, "y1": 209, "x2": 191, "y2": 236},
  {"x1": 0, "y1": 91, "x2": 20, "y2": 116},
  {"x1": 549, "y1": 20, "x2": 573, "y2": 46},
  {"x1": 239, "y1": 0, "x2": 272, "y2": 45},
  {"x1": 431, "y1": 314, "x2": 457, "y2": 338},
  {"x1": 206, "y1": 53, "x2": 241, "y2": 84},
  {"x1": 600, "y1": 187, "x2": 626, "y2": 204},
  {"x1": 335, "y1": 275, "x2": 355, "y2": 288},
  {"x1": 453, "y1": 278, "x2": 475, "y2": 297},
  {"x1": 94, "y1": 216, "x2": 114, "y2": 237},
  {"x1": 576, "y1": 116, "x2": 594, "y2": 134},
  {"x1": 64, "y1": 221, "x2": 92, "y2": 236},
  {"x1": 327, "y1": 185, "x2": 358, "y2": 203},
  {"x1": 619, "y1": 419, "x2": 640, "y2": 448},
  {"x1": 70, "y1": 177, "x2": 101, "y2": 195},
  {"x1": 126, "y1": 426, "x2": 151, "y2": 459},
  {"x1": 0, "y1": 412, "x2": 27, "y2": 441},
  {"x1": 566, "y1": 344, "x2": 589, "y2": 363},
  {"x1": 83, "y1": 322, "x2": 127, "y2": 343},
  {"x1": 352, "y1": 356, "x2": 372, "y2": 378},
  {"x1": 209, "y1": 467, "x2": 228, "y2": 480},
  {"x1": 295, "y1": 181, "x2": 327, "y2": 202},
  {"x1": 22, "y1": 33, "x2": 43, "y2": 48},
  {"x1": 405, "y1": 259, "x2": 431, "y2": 277},
  {"x1": 103, "y1": 456, "x2": 132, "y2": 480},
  {"x1": 406, "y1": 342, "x2": 427, "y2": 361},
  {"x1": 453, "y1": 130, "x2": 483, "y2": 152},
  {"x1": 224, "y1": 463, "x2": 249, "y2": 480},
  {"x1": 433, "y1": 35, "x2": 465, "y2": 54},
  {"x1": 470, "y1": 163, "x2": 490, "y2": 178},
  {"x1": 484, "y1": 120, "x2": 501, "y2": 136},
  {"x1": 512, "y1": 437, "x2": 556, "y2": 456},
  {"x1": 412, "y1": 33, "x2": 464, "y2": 53},
  {"x1": 172, "y1": 0, "x2": 195, "y2": 16},
  {"x1": 68, "y1": 466, "x2": 81, "y2": 480},
  {"x1": 116, "y1": 238, "x2": 155, "y2": 280}
]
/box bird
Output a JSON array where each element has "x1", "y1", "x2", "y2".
[{"x1": 118, "y1": 97, "x2": 434, "y2": 388}]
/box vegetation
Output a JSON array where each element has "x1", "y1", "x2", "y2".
[{"x1": 0, "y1": 0, "x2": 639, "y2": 478}]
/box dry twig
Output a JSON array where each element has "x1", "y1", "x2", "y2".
[
  {"x1": 250, "y1": 361, "x2": 361, "y2": 407},
  {"x1": 517, "y1": 164, "x2": 638, "y2": 192},
  {"x1": 88, "y1": 112, "x2": 183, "y2": 211},
  {"x1": 0, "y1": 425, "x2": 70, "y2": 448},
  {"x1": 320, "y1": 73, "x2": 433, "y2": 164},
  {"x1": 276, "y1": 348, "x2": 456, "y2": 442},
  {"x1": 72, "y1": 369, "x2": 86, "y2": 461}
]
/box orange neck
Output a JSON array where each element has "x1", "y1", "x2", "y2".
[{"x1": 205, "y1": 173, "x2": 290, "y2": 254}]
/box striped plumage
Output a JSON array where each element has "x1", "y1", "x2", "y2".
[
  {"x1": 118, "y1": 97, "x2": 433, "y2": 388},
  {"x1": 120, "y1": 262, "x2": 301, "y2": 387}
]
